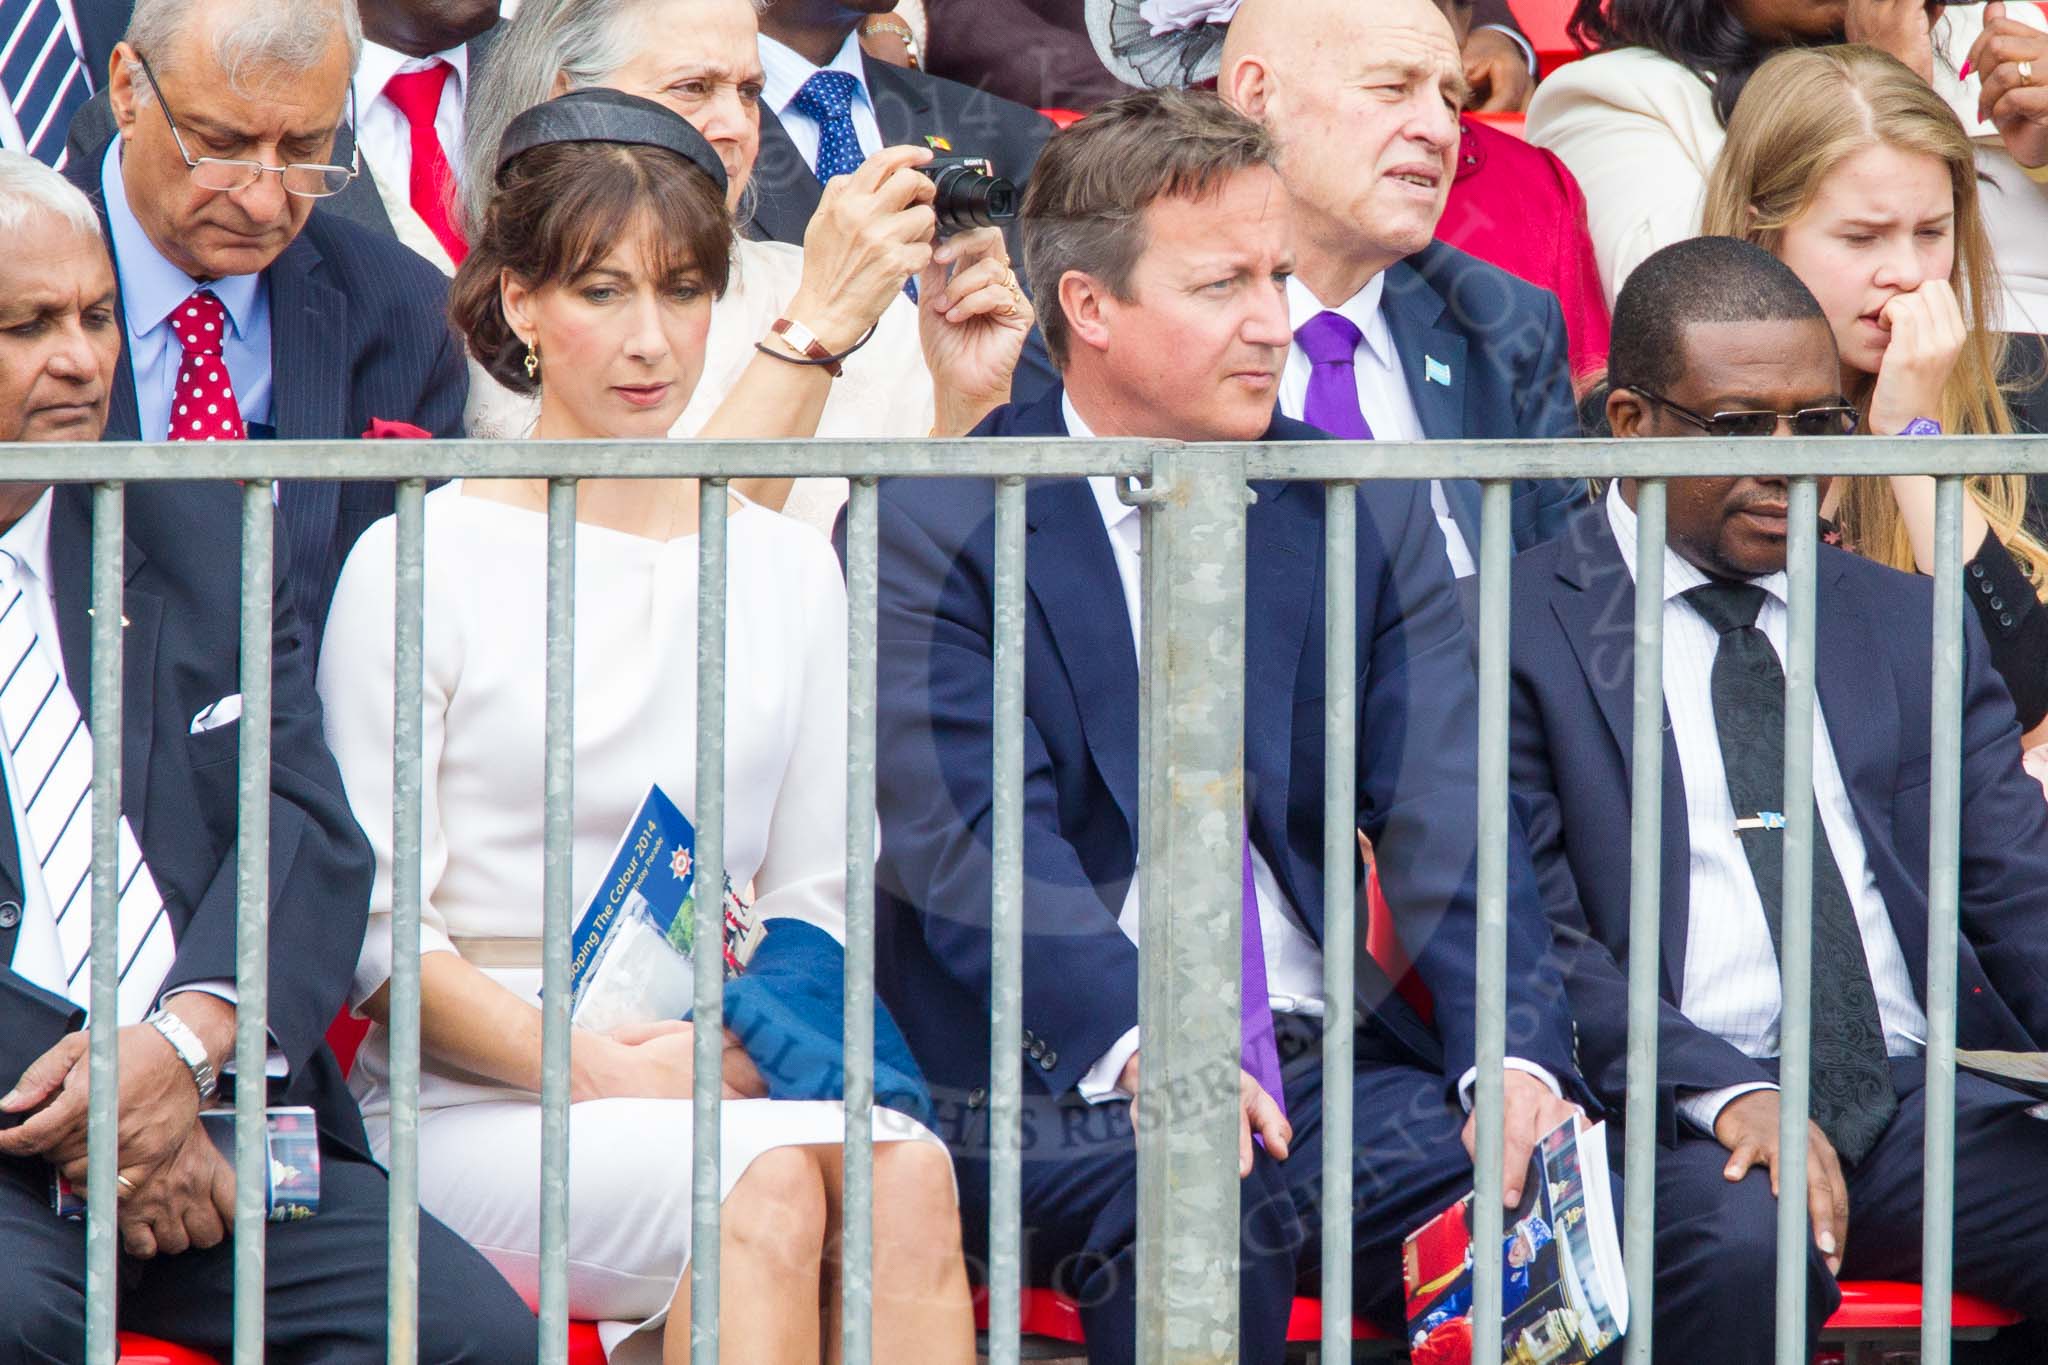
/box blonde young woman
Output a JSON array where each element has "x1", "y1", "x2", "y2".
[{"x1": 1703, "y1": 44, "x2": 2048, "y2": 747}]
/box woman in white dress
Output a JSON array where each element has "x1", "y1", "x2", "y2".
[
  {"x1": 462, "y1": 0, "x2": 1022, "y2": 533},
  {"x1": 318, "y1": 92, "x2": 1024, "y2": 1363}
]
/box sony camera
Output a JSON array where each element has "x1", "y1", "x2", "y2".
[{"x1": 918, "y1": 155, "x2": 1018, "y2": 236}]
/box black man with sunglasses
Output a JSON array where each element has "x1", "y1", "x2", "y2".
[{"x1": 1489, "y1": 235, "x2": 2048, "y2": 1361}]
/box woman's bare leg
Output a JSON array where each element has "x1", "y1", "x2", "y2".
[
  {"x1": 808, "y1": 1141, "x2": 975, "y2": 1365},
  {"x1": 662, "y1": 1146, "x2": 830, "y2": 1365}
]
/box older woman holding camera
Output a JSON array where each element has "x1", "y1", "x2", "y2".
[{"x1": 464, "y1": 0, "x2": 1028, "y2": 527}]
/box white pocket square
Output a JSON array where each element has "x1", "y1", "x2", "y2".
[{"x1": 190, "y1": 694, "x2": 243, "y2": 735}]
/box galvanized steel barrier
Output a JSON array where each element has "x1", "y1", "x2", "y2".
[{"x1": 23, "y1": 433, "x2": 2024, "y2": 1364}]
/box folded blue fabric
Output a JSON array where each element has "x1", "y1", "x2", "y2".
[{"x1": 700, "y1": 918, "x2": 933, "y2": 1128}]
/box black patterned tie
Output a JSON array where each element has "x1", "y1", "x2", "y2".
[{"x1": 1684, "y1": 582, "x2": 1897, "y2": 1164}]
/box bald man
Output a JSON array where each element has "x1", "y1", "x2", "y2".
[{"x1": 1221, "y1": 0, "x2": 1587, "y2": 574}]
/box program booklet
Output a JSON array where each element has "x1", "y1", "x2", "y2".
[
  {"x1": 53, "y1": 1106, "x2": 320, "y2": 1222},
  {"x1": 1402, "y1": 1117, "x2": 1628, "y2": 1365},
  {"x1": 562, "y1": 783, "x2": 767, "y2": 1034}
]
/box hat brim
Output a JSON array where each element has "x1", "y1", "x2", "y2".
[{"x1": 1085, "y1": 0, "x2": 1228, "y2": 89}]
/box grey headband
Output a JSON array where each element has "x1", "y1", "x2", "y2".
[{"x1": 495, "y1": 88, "x2": 729, "y2": 194}]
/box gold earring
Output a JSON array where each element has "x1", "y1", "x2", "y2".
[{"x1": 524, "y1": 340, "x2": 540, "y2": 381}]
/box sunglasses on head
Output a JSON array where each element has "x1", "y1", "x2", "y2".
[{"x1": 1629, "y1": 387, "x2": 1861, "y2": 438}]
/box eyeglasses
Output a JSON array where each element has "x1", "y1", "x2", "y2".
[
  {"x1": 1629, "y1": 387, "x2": 1861, "y2": 438},
  {"x1": 136, "y1": 56, "x2": 359, "y2": 199}
]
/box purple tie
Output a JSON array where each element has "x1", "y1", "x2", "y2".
[
  {"x1": 1296, "y1": 310, "x2": 1374, "y2": 441},
  {"x1": 1243, "y1": 836, "x2": 1286, "y2": 1117}
]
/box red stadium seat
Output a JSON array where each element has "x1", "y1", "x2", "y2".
[
  {"x1": 1514, "y1": 0, "x2": 1582, "y2": 78},
  {"x1": 116, "y1": 1335, "x2": 217, "y2": 1365},
  {"x1": 972, "y1": 1288, "x2": 1389, "y2": 1344},
  {"x1": 1827, "y1": 1281, "x2": 2020, "y2": 1334},
  {"x1": 326, "y1": 1010, "x2": 370, "y2": 1076},
  {"x1": 1468, "y1": 110, "x2": 1528, "y2": 140},
  {"x1": 1037, "y1": 107, "x2": 1086, "y2": 129}
]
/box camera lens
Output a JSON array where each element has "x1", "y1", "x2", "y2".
[{"x1": 923, "y1": 159, "x2": 1019, "y2": 235}]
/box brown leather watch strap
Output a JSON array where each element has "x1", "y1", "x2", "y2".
[{"x1": 769, "y1": 316, "x2": 845, "y2": 378}]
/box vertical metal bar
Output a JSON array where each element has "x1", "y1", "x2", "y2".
[
  {"x1": 83, "y1": 482, "x2": 124, "y2": 1365},
  {"x1": 1622, "y1": 479, "x2": 1666, "y2": 1365},
  {"x1": 386, "y1": 477, "x2": 428, "y2": 1365},
  {"x1": 232, "y1": 480, "x2": 275, "y2": 1365},
  {"x1": 692, "y1": 478, "x2": 729, "y2": 1365},
  {"x1": 843, "y1": 476, "x2": 880, "y2": 1365},
  {"x1": 1774, "y1": 477, "x2": 1821, "y2": 1365},
  {"x1": 1134, "y1": 446, "x2": 1248, "y2": 1364},
  {"x1": 986, "y1": 475, "x2": 1028, "y2": 1365},
  {"x1": 1320, "y1": 483, "x2": 1357, "y2": 1360},
  {"x1": 539, "y1": 478, "x2": 577, "y2": 1365},
  {"x1": 1469, "y1": 480, "x2": 1513, "y2": 1364},
  {"x1": 1920, "y1": 475, "x2": 1965, "y2": 1364}
]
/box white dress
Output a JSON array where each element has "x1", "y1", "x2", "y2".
[
  {"x1": 463, "y1": 236, "x2": 934, "y2": 536},
  {"x1": 316, "y1": 485, "x2": 942, "y2": 1362}
]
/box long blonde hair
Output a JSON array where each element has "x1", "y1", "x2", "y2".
[{"x1": 1702, "y1": 44, "x2": 2046, "y2": 593}]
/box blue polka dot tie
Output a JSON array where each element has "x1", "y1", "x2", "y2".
[
  {"x1": 792, "y1": 69, "x2": 864, "y2": 185},
  {"x1": 791, "y1": 69, "x2": 918, "y2": 302}
]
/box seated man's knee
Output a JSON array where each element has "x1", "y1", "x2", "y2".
[{"x1": 725, "y1": 1146, "x2": 830, "y2": 1274}]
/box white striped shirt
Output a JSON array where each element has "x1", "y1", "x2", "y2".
[{"x1": 1605, "y1": 484, "x2": 1925, "y2": 1132}]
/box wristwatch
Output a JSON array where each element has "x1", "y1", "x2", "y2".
[{"x1": 145, "y1": 1008, "x2": 219, "y2": 1102}]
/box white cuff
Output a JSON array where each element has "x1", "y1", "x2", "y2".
[
  {"x1": 1456, "y1": 1057, "x2": 1563, "y2": 1113},
  {"x1": 162, "y1": 984, "x2": 288, "y2": 1078},
  {"x1": 1477, "y1": 22, "x2": 1538, "y2": 75},
  {"x1": 350, "y1": 919, "x2": 459, "y2": 1014},
  {"x1": 1077, "y1": 1026, "x2": 1142, "y2": 1104},
  {"x1": 1677, "y1": 1081, "x2": 1779, "y2": 1135}
]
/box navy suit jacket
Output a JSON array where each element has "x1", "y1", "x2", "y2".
[
  {"x1": 65, "y1": 148, "x2": 468, "y2": 661},
  {"x1": 0, "y1": 485, "x2": 374, "y2": 1150},
  {"x1": 859, "y1": 386, "x2": 1583, "y2": 1132},
  {"x1": 1504, "y1": 506, "x2": 2048, "y2": 1144},
  {"x1": 1382, "y1": 239, "x2": 1589, "y2": 553}
]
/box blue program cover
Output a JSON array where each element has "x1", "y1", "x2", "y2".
[{"x1": 567, "y1": 784, "x2": 698, "y2": 1015}]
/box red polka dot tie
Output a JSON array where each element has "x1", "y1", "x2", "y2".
[{"x1": 167, "y1": 290, "x2": 246, "y2": 443}]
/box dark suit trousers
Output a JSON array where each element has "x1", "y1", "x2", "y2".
[
  {"x1": 947, "y1": 1013, "x2": 1478, "y2": 1365},
  {"x1": 1653, "y1": 1058, "x2": 2048, "y2": 1362},
  {"x1": 0, "y1": 1144, "x2": 540, "y2": 1365}
]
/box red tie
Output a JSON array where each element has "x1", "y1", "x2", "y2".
[
  {"x1": 382, "y1": 61, "x2": 467, "y2": 265},
  {"x1": 167, "y1": 291, "x2": 246, "y2": 443}
]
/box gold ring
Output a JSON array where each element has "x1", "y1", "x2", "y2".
[
  {"x1": 2023, "y1": 59, "x2": 2037, "y2": 80},
  {"x1": 116, "y1": 1175, "x2": 136, "y2": 1195}
]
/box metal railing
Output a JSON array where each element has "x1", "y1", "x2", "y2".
[{"x1": 24, "y1": 432, "x2": 2033, "y2": 1365}]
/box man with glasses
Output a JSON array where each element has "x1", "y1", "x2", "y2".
[
  {"x1": 1499, "y1": 235, "x2": 2048, "y2": 1358},
  {"x1": 62, "y1": 0, "x2": 465, "y2": 661}
]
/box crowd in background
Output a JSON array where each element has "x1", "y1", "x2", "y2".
[{"x1": 8, "y1": 0, "x2": 2048, "y2": 1362}]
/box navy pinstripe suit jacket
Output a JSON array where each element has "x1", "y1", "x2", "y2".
[{"x1": 65, "y1": 147, "x2": 468, "y2": 664}]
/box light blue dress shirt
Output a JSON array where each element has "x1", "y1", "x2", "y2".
[
  {"x1": 101, "y1": 139, "x2": 273, "y2": 441},
  {"x1": 758, "y1": 30, "x2": 883, "y2": 175}
]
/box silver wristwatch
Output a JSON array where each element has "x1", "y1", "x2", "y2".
[{"x1": 145, "y1": 1008, "x2": 219, "y2": 1102}]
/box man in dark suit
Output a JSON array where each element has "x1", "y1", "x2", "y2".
[
  {"x1": 1219, "y1": 0, "x2": 1586, "y2": 575},
  {"x1": 0, "y1": 148, "x2": 534, "y2": 1365},
  {"x1": 859, "y1": 91, "x2": 1588, "y2": 1365},
  {"x1": 62, "y1": 0, "x2": 466, "y2": 661},
  {"x1": 1503, "y1": 236, "x2": 2048, "y2": 1358}
]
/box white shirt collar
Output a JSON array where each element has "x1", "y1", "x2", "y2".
[
  {"x1": 353, "y1": 40, "x2": 470, "y2": 113},
  {"x1": 759, "y1": 29, "x2": 869, "y2": 118},
  {"x1": 1286, "y1": 271, "x2": 1395, "y2": 371},
  {"x1": 1068, "y1": 394, "x2": 1143, "y2": 537},
  {"x1": 1605, "y1": 480, "x2": 1788, "y2": 608},
  {"x1": 0, "y1": 492, "x2": 57, "y2": 595}
]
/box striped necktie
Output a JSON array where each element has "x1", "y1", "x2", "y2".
[
  {"x1": 0, "y1": 558, "x2": 173, "y2": 1023},
  {"x1": 1, "y1": 0, "x2": 90, "y2": 168}
]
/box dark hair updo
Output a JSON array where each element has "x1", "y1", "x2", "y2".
[{"x1": 449, "y1": 138, "x2": 734, "y2": 396}]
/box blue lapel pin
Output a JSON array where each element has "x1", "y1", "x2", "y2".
[{"x1": 1425, "y1": 355, "x2": 1452, "y2": 386}]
